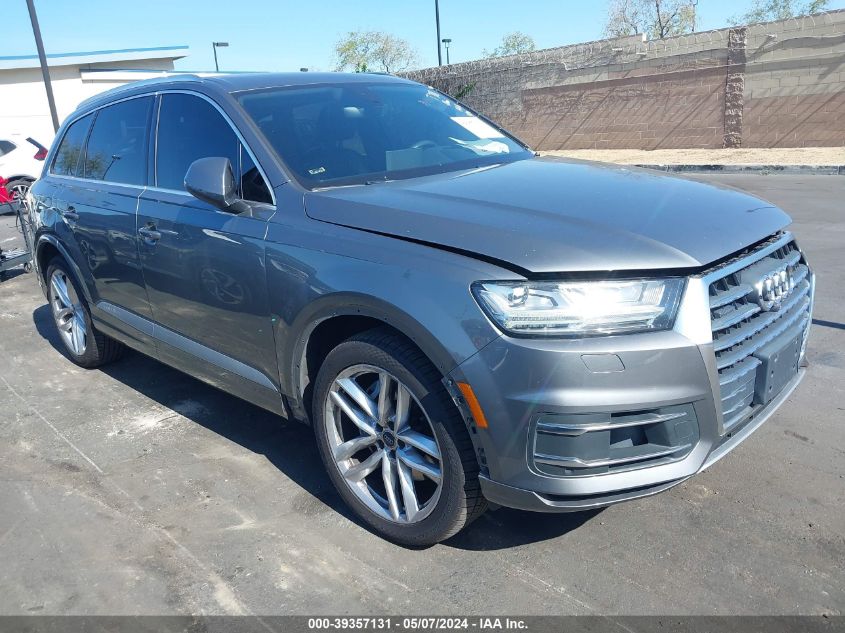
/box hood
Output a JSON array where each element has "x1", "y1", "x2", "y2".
[{"x1": 304, "y1": 157, "x2": 791, "y2": 275}]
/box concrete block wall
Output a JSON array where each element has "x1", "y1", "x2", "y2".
[
  {"x1": 742, "y1": 12, "x2": 845, "y2": 146},
  {"x1": 403, "y1": 10, "x2": 845, "y2": 149}
]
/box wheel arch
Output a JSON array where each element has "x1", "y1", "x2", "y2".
[
  {"x1": 4, "y1": 175, "x2": 36, "y2": 183},
  {"x1": 35, "y1": 234, "x2": 92, "y2": 304},
  {"x1": 286, "y1": 294, "x2": 461, "y2": 423}
]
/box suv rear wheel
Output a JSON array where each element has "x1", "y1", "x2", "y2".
[
  {"x1": 45, "y1": 257, "x2": 124, "y2": 368},
  {"x1": 312, "y1": 328, "x2": 487, "y2": 546}
]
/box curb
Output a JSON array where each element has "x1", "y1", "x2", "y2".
[{"x1": 635, "y1": 164, "x2": 844, "y2": 175}]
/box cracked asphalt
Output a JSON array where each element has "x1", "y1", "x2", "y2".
[{"x1": 0, "y1": 174, "x2": 843, "y2": 616}]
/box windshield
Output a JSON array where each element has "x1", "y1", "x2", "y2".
[{"x1": 236, "y1": 82, "x2": 532, "y2": 188}]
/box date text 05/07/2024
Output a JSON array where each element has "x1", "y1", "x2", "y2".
[{"x1": 307, "y1": 617, "x2": 528, "y2": 630}]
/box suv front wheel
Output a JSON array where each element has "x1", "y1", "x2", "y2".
[{"x1": 312, "y1": 328, "x2": 487, "y2": 546}]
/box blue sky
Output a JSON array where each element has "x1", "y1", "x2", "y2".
[{"x1": 5, "y1": 0, "x2": 845, "y2": 72}]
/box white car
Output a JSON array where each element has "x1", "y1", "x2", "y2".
[{"x1": 0, "y1": 133, "x2": 49, "y2": 213}]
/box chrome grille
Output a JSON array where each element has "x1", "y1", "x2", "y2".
[{"x1": 706, "y1": 233, "x2": 812, "y2": 433}]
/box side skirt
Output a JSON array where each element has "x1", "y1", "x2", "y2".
[{"x1": 91, "y1": 301, "x2": 288, "y2": 418}]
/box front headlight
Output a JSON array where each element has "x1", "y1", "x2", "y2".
[{"x1": 472, "y1": 278, "x2": 685, "y2": 336}]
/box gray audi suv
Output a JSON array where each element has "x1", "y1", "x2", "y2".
[{"x1": 28, "y1": 73, "x2": 814, "y2": 545}]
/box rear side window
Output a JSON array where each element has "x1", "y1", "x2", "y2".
[
  {"x1": 0, "y1": 140, "x2": 16, "y2": 157},
  {"x1": 83, "y1": 97, "x2": 152, "y2": 185},
  {"x1": 52, "y1": 114, "x2": 93, "y2": 176},
  {"x1": 156, "y1": 93, "x2": 272, "y2": 203}
]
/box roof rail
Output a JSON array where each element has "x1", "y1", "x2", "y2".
[{"x1": 74, "y1": 73, "x2": 204, "y2": 111}]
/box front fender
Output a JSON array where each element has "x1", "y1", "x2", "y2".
[
  {"x1": 286, "y1": 292, "x2": 464, "y2": 401},
  {"x1": 264, "y1": 223, "x2": 509, "y2": 419}
]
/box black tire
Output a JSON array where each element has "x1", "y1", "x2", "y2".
[
  {"x1": 45, "y1": 257, "x2": 125, "y2": 368},
  {"x1": 312, "y1": 327, "x2": 487, "y2": 546}
]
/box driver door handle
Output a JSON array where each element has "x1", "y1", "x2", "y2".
[{"x1": 138, "y1": 225, "x2": 162, "y2": 243}]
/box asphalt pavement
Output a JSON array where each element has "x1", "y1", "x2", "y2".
[{"x1": 0, "y1": 174, "x2": 842, "y2": 616}]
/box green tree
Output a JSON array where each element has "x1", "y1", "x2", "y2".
[
  {"x1": 604, "y1": 0, "x2": 697, "y2": 39},
  {"x1": 483, "y1": 32, "x2": 537, "y2": 58},
  {"x1": 334, "y1": 31, "x2": 418, "y2": 73},
  {"x1": 731, "y1": 0, "x2": 829, "y2": 24}
]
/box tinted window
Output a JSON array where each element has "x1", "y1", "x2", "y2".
[
  {"x1": 83, "y1": 97, "x2": 152, "y2": 185},
  {"x1": 237, "y1": 83, "x2": 531, "y2": 188},
  {"x1": 0, "y1": 140, "x2": 16, "y2": 157},
  {"x1": 240, "y1": 146, "x2": 273, "y2": 204},
  {"x1": 52, "y1": 114, "x2": 93, "y2": 176},
  {"x1": 156, "y1": 93, "x2": 272, "y2": 203}
]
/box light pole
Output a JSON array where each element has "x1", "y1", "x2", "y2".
[
  {"x1": 441, "y1": 38, "x2": 452, "y2": 65},
  {"x1": 25, "y1": 0, "x2": 59, "y2": 133},
  {"x1": 212, "y1": 41, "x2": 229, "y2": 72},
  {"x1": 434, "y1": 0, "x2": 442, "y2": 66}
]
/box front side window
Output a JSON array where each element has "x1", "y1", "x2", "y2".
[
  {"x1": 237, "y1": 82, "x2": 531, "y2": 188},
  {"x1": 155, "y1": 93, "x2": 272, "y2": 204},
  {"x1": 83, "y1": 97, "x2": 152, "y2": 185},
  {"x1": 239, "y1": 145, "x2": 273, "y2": 204},
  {"x1": 0, "y1": 140, "x2": 16, "y2": 157},
  {"x1": 52, "y1": 114, "x2": 93, "y2": 177}
]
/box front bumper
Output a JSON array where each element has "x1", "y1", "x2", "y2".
[
  {"x1": 474, "y1": 368, "x2": 805, "y2": 513},
  {"x1": 446, "y1": 244, "x2": 812, "y2": 512},
  {"x1": 447, "y1": 328, "x2": 722, "y2": 503}
]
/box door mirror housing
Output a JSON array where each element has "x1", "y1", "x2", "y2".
[{"x1": 184, "y1": 157, "x2": 248, "y2": 213}]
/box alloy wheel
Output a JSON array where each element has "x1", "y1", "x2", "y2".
[
  {"x1": 9, "y1": 182, "x2": 29, "y2": 202},
  {"x1": 49, "y1": 269, "x2": 87, "y2": 356},
  {"x1": 324, "y1": 364, "x2": 443, "y2": 524}
]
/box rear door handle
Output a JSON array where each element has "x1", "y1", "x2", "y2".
[
  {"x1": 61, "y1": 206, "x2": 79, "y2": 222},
  {"x1": 138, "y1": 225, "x2": 162, "y2": 243}
]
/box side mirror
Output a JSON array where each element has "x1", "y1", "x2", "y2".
[{"x1": 184, "y1": 157, "x2": 248, "y2": 213}]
